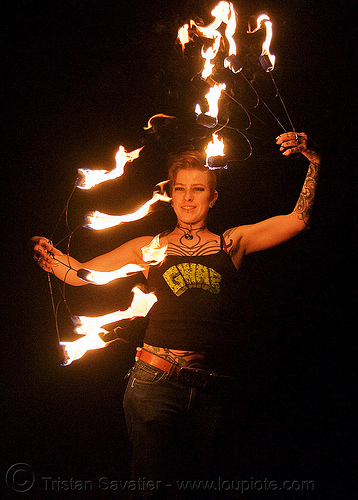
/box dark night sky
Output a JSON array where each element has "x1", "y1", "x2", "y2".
[{"x1": 3, "y1": 1, "x2": 356, "y2": 497}]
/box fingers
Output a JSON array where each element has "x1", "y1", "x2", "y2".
[
  {"x1": 276, "y1": 132, "x2": 308, "y2": 156},
  {"x1": 276, "y1": 132, "x2": 307, "y2": 145},
  {"x1": 35, "y1": 255, "x2": 54, "y2": 273},
  {"x1": 31, "y1": 236, "x2": 63, "y2": 272}
]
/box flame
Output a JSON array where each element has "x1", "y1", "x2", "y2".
[
  {"x1": 76, "y1": 146, "x2": 143, "y2": 190},
  {"x1": 178, "y1": 2, "x2": 238, "y2": 79},
  {"x1": 60, "y1": 334, "x2": 108, "y2": 366},
  {"x1": 153, "y1": 179, "x2": 171, "y2": 195},
  {"x1": 222, "y1": 2, "x2": 236, "y2": 59},
  {"x1": 141, "y1": 234, "x2": 167, "y2": 264},
  {"x1": 143, "y1": 113, "x2": 177, "y2": 131},
  {"x1": 205, "y1": 133, "x2": 225, "y2": 162},
  {"x1": 84, "y1": 192, "x2": 171, "y2": 230},
  {"x1": 191, "y1": 0, "x2": 228, "y2": 80},
  {"x1": 196, "y1": 82, "x2": 226, "y2": 126},
  {"x1": 177, "y1": 23, "x2": 190, "y2": 51},
  {"x1": 190, "y1": 10, "x2": 222, "y2": 38},
  {"x1": 219, "y1": 2, "x2": 240, "y2": 73},
  {"x1": 78, "y1": 263, "x2": 145, "y2": 285},
  {"x1": 76, "y1": 236, "x2": 167, "y2": 285},
  {"x1": 247, "y1": 14, "x2": 276, "y2": 71},
  {"x1": 200, "y1": 34, "x2": 222, "y2": 79},
  {"x1": 261, "y1": 19, "x2": 275, "y2": 69},
  {"x1": 60, "y1": 286, "x2": 157, "y2": 365},
  {"x1": 248, "y1": 14, "x2": 270, "y2": 34}
]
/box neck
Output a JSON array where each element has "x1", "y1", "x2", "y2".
[{"x1": 176, "y1": 222, "x2": 206, "y2": 240}]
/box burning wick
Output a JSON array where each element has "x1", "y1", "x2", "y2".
[
  {"x1": 224, "y1": 54, "x2": 242, "y2": 74},
  {"x1": 195, "y1": 83, "x2": 226, "y2": 129},
  {"x1": 196, "y1": 114, "x2": 218, "y2": 129},
  {"x1": 207, "y1": 156, "x2": 228, "y2": 170},
  {"x1": 247, "y1": 14, "x2": 276, "y2": 72},
  {"x1": 205, "y1": 133, "x2": 227, "y2": 170}
]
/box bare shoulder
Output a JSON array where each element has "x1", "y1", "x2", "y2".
[
  {"x1": 223, "y1": 226, "x2": 244, "y2": 249},
  {"x1": 223, "y1": 225, "x2": 249, "y2": 266}
]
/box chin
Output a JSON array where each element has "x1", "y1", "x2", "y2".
[{"x1": 179, "y1": 212, "x2": 197, "y2": 222}]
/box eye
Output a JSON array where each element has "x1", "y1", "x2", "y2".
[
  {"x1": 194, "y1": 187, "x2": 205, "y2": 191},
  {"x1": 173, "y1": 186, "x2": 184, "y2": 191}
]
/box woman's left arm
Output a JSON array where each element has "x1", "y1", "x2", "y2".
[
  {"x1": 283, "y1": 133, "x2": 321, "y2": 227},
  {"x1": 224, "y1": 132, "x2": 321, "y2": 262}
]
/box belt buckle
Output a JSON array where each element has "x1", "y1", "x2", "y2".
[{"x1": 177, "y1": 366, "x2": 216, "y2": 388}]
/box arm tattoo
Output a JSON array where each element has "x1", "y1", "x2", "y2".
[
  {"x1": 223, "y1": 229, "x2": 234, "y2": 256},
  {"x1": 294, "y1": 161, "x2": 321, "y2": 227}
]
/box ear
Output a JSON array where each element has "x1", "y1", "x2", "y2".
[{"x1": 210, "y1": 190, "x2": 218, "y2": 207}]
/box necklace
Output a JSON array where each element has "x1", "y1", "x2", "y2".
[{"x1": 176, "y1": 223, "x2": 206, "y2": 240}]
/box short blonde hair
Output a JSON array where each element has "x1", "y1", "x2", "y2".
[{"x1": 168, "y1": 151, "x2": 219, "y2": 196}]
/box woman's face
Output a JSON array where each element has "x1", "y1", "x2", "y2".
[{"x1": 171, "y1": 168, "x2": 218, "y2": 226}]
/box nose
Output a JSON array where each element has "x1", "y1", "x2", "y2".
[{"x1": 183, "y1": 188, "x2": 193, "y2": 201}]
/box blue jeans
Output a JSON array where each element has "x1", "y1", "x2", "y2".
[{"x1": 123, "y1": 360, "x2": 232, "y2": 498}]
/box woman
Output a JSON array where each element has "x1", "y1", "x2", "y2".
[{"x1": 32, "y1": 132, "x2": 321, "y2": 496}]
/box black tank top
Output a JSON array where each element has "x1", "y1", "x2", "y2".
[{"x1": 144, "y1": 236, "x2": 239, "y2": 353}]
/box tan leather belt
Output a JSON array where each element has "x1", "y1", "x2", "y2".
[
  {"x1": 136, "y1": 348, "x2": 182, "y2": 377},
  {"x1": 135, "y1": 348, "x2": 234, "y2": 389}
]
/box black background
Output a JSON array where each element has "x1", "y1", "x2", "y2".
[{"x1": 3, "y1": 1, "x2": 356, "y2": 498}]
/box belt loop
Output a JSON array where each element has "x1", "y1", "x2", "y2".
[{"x1": 168, "y1": 361, "x2": 179, "y2": 379}]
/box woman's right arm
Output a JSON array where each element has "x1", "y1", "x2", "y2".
[{"x1": 31, "y1": 235, "x2": 153, "y2": 286}]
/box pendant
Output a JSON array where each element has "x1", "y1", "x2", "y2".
[{"x1": 184, "y1": 232, "x2": 193, "y2": 240}]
